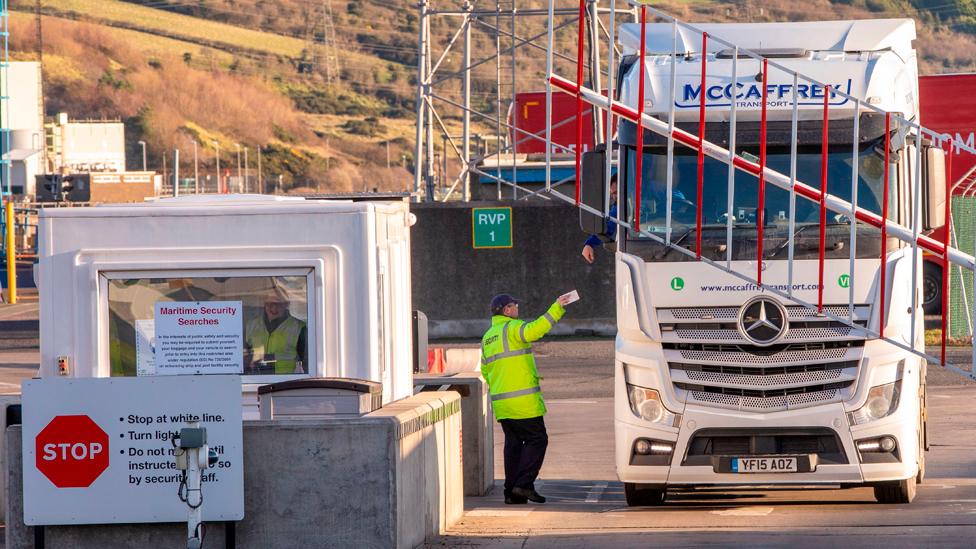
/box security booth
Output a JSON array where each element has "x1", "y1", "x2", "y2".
[{"x1": 35, "y1": 195, "x2": 417, "y2": 417}]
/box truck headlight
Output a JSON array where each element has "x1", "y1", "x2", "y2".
[
  {"x1": 849, "y1": 380, "x2": 901, "y2": 425},
  {"x1": 626, "y1": 384, "x2": 678, "y2": 426}
]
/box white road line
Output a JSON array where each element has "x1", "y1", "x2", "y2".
[
  {"x1": 0, "y1": 382, "x2": 23, "y2": 390},
  {"x1": 466, "y1": 509, "x2": 534, "y2": 517},
  {"x1": 711, "y1": 506, "x2": 775, "y2": 516},
  {"x1": 585, "y1": 481, "x2": 608, "y2": 503}
]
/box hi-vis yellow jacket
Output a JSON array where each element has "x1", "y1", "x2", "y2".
[{"x1": 480, "y1": 301, "x2": 565, "y2": 420}]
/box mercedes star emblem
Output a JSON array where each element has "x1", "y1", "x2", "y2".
[{"x1": 737, "y1": 296, "x2": 789, "y2": 346}]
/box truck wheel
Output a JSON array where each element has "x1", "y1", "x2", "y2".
[
  {"x1": 624, "y1": 483, "x2": 666, "y2": 506},
  {"x1": 922, "y1": 262, "x2": 941, "y2": 316},
  {"x1": 873, "y1": 476, "x2": 917, "y2": 504}
]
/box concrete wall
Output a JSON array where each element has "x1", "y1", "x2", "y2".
[
  {"x1": 6, "y1": 392, "x2": 462, "y2": 549},
  {"x1": 410, "y1": 201, "x2": 615, "y2": 338},
  {"x1": 414, "y1": 373, "x2": 494, "y2": 496}
]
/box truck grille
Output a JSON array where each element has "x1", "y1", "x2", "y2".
[
  {"x1": 658, "y1": 305, "x2": 869, "y2": 345},
  {"x1": 658, "y1": 305, "x2": 865, "y2": 412},
  {"x1": 664, "y1": 341, "x2": 861, "y2": 412}
]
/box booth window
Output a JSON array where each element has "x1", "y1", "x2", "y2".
[{"x1": 106, "y1": 273, "x2": 310, "y2": 377}]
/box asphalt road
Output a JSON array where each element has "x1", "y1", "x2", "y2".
[{"x1": 429, "y1": 340, "x2": 976, "y2": 549}]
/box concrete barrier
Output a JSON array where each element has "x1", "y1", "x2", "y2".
[
  {"x1": 415, "y1": 374, "x2": 494, "y2": 496},
  {"x1": 444, "y1": 348, "x2": 481, "y2": 374},
  {"x1": 5, "y1": 392, "x2": 463, "y2": 549}
]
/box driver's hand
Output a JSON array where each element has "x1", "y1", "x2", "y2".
[{"x1": 581, "y1": 245, "x2": 596, "y2": 264}]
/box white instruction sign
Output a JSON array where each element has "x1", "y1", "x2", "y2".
[
  {"x1": 22, "y1": 376, "x2": 244, "y2": 525},
  {"x1": 154, "y1": 301, "x2": 243, "y2": 375}
]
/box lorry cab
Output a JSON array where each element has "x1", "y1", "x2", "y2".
[{"x1": 581, "y1": 19, "x2": 942, "y2": 505}]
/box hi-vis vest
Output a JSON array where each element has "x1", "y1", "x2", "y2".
[
  {"x1": 480, "y1": 301, "x2": 565, "y2": 420},
  {"x1": 246, "y1": 316, "x2": 304, "y2": 374}
]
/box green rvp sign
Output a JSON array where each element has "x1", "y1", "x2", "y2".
[{"x1": 472, "y1": 207, "x2": 513, "y2": 249}]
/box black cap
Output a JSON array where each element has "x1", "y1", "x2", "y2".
[{"x1": 490, "y1": 294, "x2": 518, "y2": 315}]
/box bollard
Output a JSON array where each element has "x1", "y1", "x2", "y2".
[{"x1": 4, "y1": 201, "x2": 15, "y2": 304}]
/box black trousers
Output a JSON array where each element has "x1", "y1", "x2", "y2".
[{"x1": 499, "y1": 416, "x2": 548, "y2": 494}]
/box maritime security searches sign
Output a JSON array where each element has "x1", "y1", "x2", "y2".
[
  {"x1": 22, "y1": 376, "x2": 244, "y2": 525},
  {"x1": 675, "y1": 78, "x2": 854, "y2": 110},
  {"x1": 154, "y1": 301, "x2": 243, "y2": 375}
]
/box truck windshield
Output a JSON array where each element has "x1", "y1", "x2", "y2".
[{"x1": 623, "y1": 141, "x2": 894, "y2": 261}]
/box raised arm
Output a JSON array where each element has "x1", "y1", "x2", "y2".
[{"x1": 509, "y1": 301, "x2": 566, "y2": 344}]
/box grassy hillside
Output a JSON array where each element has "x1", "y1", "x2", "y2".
[{"x1": 8, "y1": 0, "x2": 976, "y2": 194}]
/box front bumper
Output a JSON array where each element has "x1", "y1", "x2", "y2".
[{"x1": 616, "y1": 401, "x2": 917, "y2": 486}]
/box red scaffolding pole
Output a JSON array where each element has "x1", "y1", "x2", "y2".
[
  {"x1": 818, "y1": 85, "x2": 831, "y2": 312},
  {"x1": 941, "y1": 141, "x2": 952, "y2": 365},
  {"x1": 634, "y1": 7, "x2": 647, "y2": 228},
  {"x1": 574, "y1": 0, "x2": 586, "y2": 205},
  {"x1": 695, "y1": 32, "x2": 708, "y2": 258}
]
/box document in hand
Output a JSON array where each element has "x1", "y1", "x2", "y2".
[{"x1": 560, "y1": 290, "x2": 580, "y2": 305}]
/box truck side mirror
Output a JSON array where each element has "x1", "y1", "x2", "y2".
[
  {"x1": 922, "y1": 146, "x2": 946, "y2": 231},
  {"x1": 580, "y1": 147, "x2": 609, "y2": 236}
]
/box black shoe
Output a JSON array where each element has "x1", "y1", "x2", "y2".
[
  {"x1": 512, "y1": 487, "x2": 546, "y2": 503},
  {"x1": 504, "y1": 495, "x2": 527, "y2": 504}
]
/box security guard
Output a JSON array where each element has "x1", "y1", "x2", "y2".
[
  {"x1": 245, "y1": 289, "x2": 307, "y2": 374},
  {"x1": 481, "y1": 293, "x2": 573, "y2": 504}
]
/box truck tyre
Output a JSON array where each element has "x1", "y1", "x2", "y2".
[
  {"x1": 922, "y1": 262, "x2": 941, "y2": 316},
  {"x1": 873, "y1": 476, "x2": 916, "y2": 504},
  {"x1": 624, "y1": 483, "x2": 666, "y2": 506}
]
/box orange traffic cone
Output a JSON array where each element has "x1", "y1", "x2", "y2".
[{"x1": 427, "y1": 348, "x2": 446, "y2": 374}]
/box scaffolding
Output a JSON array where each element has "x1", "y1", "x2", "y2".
[
  {"x1": 416, "y1": 1, "x2": 976, "y2": 376},
  {"x1": 413, "y1": 0, "x2": 635, "y2": 202}
]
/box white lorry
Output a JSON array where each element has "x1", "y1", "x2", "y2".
[
  {"x1": 580, "y1": 19, "x2": 945, "y2": 504},
  {"x1": 35, "y1": 195, "x2": 416, "y2": 418}
]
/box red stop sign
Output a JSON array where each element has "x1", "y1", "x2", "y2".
[{"x1": 35, "y1": 415, "x2": 110, "y2": 488}]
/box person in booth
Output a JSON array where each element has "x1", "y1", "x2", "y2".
[
  {"x1": 481, "y1": 293, "x2": 575, "y2": 505},
  {"x1": 244, "y1": 287, "x2": 307, "y2": 374}
]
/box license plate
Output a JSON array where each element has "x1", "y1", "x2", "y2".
[{"x1": 731, "y1": 456, "x2": 798, "y2": 473}]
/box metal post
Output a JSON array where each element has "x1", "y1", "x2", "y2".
[
  {"x1": 258, "y1": 147, "x2": 263, "y2": 194},
  {"x1": 462, "y1": 2, "x2": 472, "y2": 201},
  {"x1": 174, "y1": 149, "x2": 180, "y2": 197},
  {"x1": 4, "y1": 201, "x2": 15, "y2": 304},
  {"x1": 880, "y1": 113, "x2": 890, "y2": 338},
  {"x1": 495, "y1": 1, "x2": 503, "y2": 200},
  {"x1": 574, "y1": 0, "x2": 586, "y2": 205},
  {"x1": 817, "y1": 85, "x2": 831, "y2": 312},
  {"x1": 545, "y1": 0, "x2": 554, "y2": 193},
  {"x1": 695, "y1": 32, "x2": 708, "y2": 258},
  {"x1": 603, "y1": 0, "x2": 617, "y2": 222},
  {"x1": 235, "y1": 143, "x2": 241, "y2": 192},
  {"x1": 848, "y1": 99, "x2": 861, "y2": 320},
  {"x1": 725, "y1": 46, "x2": 738, "y2": 267},
  {"x1": 193, "y1": 141, "x2": 199, "y2": 194},
  {"x1": 588, "y1": 0, "x2": 603, "y2": 143},
  {"x1": 413, "y1": 0, "x2": 428, "y2": 202},
  {"x1": 244, "y1": 147, "x2": 249, "y2": 193},
  {"x1": 757, "y1": 58, "x2": 768, "y2": 286},
  {"x1": 212, "y1": 141, "x2": 221, "y2": 194},
  {"x1": 510, "y1": 0, "x2": 518, "y2": 200},
  {"x1": 138, "y1": 140, "x2": 147, "y2": 171},
  {"x1": 634, "y1": 6, "x2": 647, "y2": 228},
  {"x1": 425, "y1": 6, "x2": 435, "y2": 202}
]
